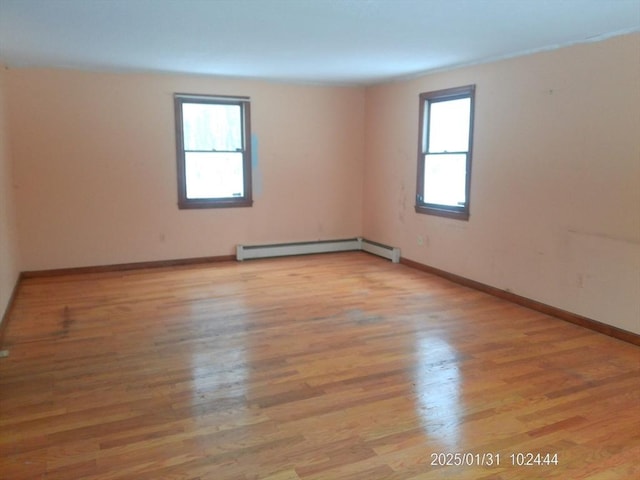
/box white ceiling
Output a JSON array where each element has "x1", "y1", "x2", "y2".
[{"x1": 1, "y1": 0, "x2": 639, "y2": 85}]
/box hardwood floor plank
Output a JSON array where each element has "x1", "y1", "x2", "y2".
[{"x1": 1, "y1": 252, "x2": 638, "y2": 479}]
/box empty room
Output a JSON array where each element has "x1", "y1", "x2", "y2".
[{"x1": 0, "y1": 1, "x2": 639, "y2": 479}]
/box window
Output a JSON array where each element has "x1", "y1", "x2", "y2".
[
  {"x1": 174, "y1": 94, "x2": 252, "y2": 209},
  {"x1": 416, "y1": 85, "x2": 475, "y2": 220}
]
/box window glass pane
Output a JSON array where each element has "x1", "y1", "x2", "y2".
[
  {"x1": 423, "y1": 154, "x2": 466, "y2": 207},
  {"x1": 182, "y1": 103, "x2": 242, "y2": 151},
  {"x1": 185, "y1": 152, "x2": 244, "y2": 199},
  {"x1": 428, "y1": 98, "x2": 470, "y2": 153}
]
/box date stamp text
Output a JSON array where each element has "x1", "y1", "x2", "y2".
[{"x1": 430, "y1": 452, "x2": 559, "y2": 467}]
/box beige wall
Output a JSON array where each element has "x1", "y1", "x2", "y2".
[
  {"x1": 0, "y1": 67, "x2": 21, "y2": 323},
  {"x1": 3, "y1": 33, "x2": 639, "y2": 335},
  {"x1": 363, "y1": 33, "x2": 640, "y2": 334},
  {"x1": 7, "y1": 70, "x2": 365, "y2": 270}
]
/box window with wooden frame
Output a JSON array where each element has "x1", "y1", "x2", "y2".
[
  {"x1": 416, "y1": 85, "x2": 475, "y2": 220},
  {"x1": 174, "y1": 93, "x2": 252, "y2": 209}
]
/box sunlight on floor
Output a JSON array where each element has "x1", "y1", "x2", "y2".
[{"x1": 414, "y1": 335, "x2": 462, "y2": 449}]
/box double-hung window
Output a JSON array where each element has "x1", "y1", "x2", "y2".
[
  {"x1": 174, "y1": 94, "x2": 252, "y2": 209},
  {"x1": 416, "y1": 85, "x2": 475, "y2": 220}
]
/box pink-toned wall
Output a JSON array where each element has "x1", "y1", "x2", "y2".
[
  {"x1": 0, "y1": 67, "x2": 21, "y2": 323},
  {"x1": 6, "y1": 70, "x2": 365, "y2": 271},
  {"x1": 363, "y1": 33, "x2": 640, "y2": 334},
  {"x1": 3, "y1": 33, "x2": 639, "y2": 335}
]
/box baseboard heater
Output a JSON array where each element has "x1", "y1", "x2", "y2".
[{"x1": 236, "y1": 237, "x2": 400, "y2": 263}]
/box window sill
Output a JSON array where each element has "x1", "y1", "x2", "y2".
[
  {"x1": 178, "y1": 198, "x2": 253, "y2": 209},
  {"x1": 415, "y1": 204, "x2": 469, "y2": 221}
]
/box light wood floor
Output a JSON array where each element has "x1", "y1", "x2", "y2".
[{"x1": 1, "y1": 252, "x2": 638, "y2": 480}]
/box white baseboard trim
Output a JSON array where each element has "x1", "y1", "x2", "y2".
[{"x1": 236, "y1": 237, "x2": 400, "y2": 263}]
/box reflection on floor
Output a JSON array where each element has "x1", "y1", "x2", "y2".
[{"x1": 1, "y1": 252, "x2": 638, "y2": 479}]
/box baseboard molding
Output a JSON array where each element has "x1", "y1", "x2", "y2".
[
  {"x1": 21, "y1": 255, "x2": 236, "y2": 279},
  {"x1": 0, "y1": 273, "x2": 24, "y2": 347},
  {"x1": 400, "y1": 257, "x2": 640, "y2": 346}
]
